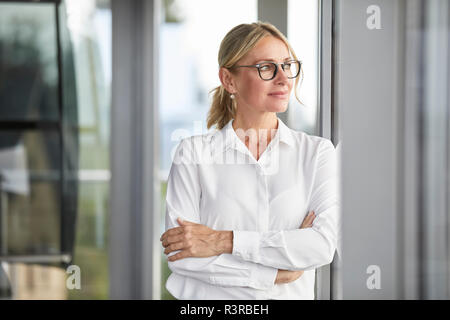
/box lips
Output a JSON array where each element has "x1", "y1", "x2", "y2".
[{"x1": 268, "y1": 91, "x2": 289, "y2": 98}]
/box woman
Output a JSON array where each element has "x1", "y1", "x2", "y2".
[{"x1": 160, "y1": 22, "x2": 339, "y2": 300}]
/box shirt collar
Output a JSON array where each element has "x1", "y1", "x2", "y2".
[{"x1": 211, "y1": 116, "x2": 296, "y2": 156}]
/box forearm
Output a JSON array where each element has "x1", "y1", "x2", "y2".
[
  {"x1": 169, "y1": 229, "x2": 303, "y2": 287},
  {"x1": 163, "y1": 216, "x2": 277, "y2": 290},
  {"x1": 232, "y1": 223, "x2": 337, "y2": 271},
  {"x1": 168, "y1": 253, "x2": 277, "y2": 290}
]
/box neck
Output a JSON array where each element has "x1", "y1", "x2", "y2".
[
  {"x1": 232, "y1": 111, "x2": 279, "y2": 146},
  {"x1": 233, "y1": 113, "x2": 278, "y2": 131}
]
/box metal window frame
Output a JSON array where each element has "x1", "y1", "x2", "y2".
[
  {"x1": 0, "y1": 0, "x2": 76, "y2": 265},
  {"x1": 318, "y1": 0, "x2": 334, "y2": 300}
]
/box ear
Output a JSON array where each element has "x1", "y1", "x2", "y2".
[{"x1": 219, "y1": 67, "x2": 236, "y2": 94}]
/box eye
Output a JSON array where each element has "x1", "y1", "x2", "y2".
[
  {"x1": 259, "y1": 63, "x2": 273, "y2": 71},
  {"x1": 284, "y1": 62, "x2": 292, "y2": 70}
]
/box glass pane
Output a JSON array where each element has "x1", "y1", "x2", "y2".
[
  {"x1": 159, "y1": 0, "x2": 257, "y2": 173},
  {"x1": 0, "y1": 0, "x2": 111, "y2": 300},
  {"x1": 288, "y1": 0, "x2": 319, "y2": 135},
  {"x1": 69, "y1": 181, "x2": 109, "y2": 300},
  {"x1": 2, "y1": 263, "x2": 67, "y2": 299},
  {"x1": 159, "y1": 0, "x2": 257, "y2": 300},
  {"x1": 65, "y1": 0, "x2": 111, "y2": 300},
  {"x1": 0, "y1": 3, "x2": 59, "y2": 121},
  {"x1": 0, "y1": 130, "x2": 61, "y2": 256}
]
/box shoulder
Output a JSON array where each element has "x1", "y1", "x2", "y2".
[
  {"x1": 173, "y1": 131, "x2": 217, "y2": 164},
  {"x1": 289, "y1": 129, "x2": 336, "y2": 156},
  {"x1": 287, "y1": 130, "x2": 338, "y2": 180},
  {"x1": 177, "y1": 131, "x2": 216, "y2": 151}
]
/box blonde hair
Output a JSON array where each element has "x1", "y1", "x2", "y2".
[{"x1": 207, "y1": 21, "x2": 304, "y2": 130}]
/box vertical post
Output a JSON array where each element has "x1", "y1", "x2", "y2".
[
  {"x1": 319, "y1": 0, "x2": 333, "y2": 141},
  {"x1": 315, "y1": 0, "x2": 333, "y2": 301},
  {"x1": 0, "y1": 174, "x2": 7, "y2": 256},
  {"x1": 110, "y1": 0, "x2": 160, "y2": 299},
  {"x1": 55, "y1": 0, "x2": 66, "y2": 258},
  {"x1": 335, "y1": 0, "x2": 404, "y2": 299},
  {"x1": 421, "y1": 0, "x2": 449, "y2": 300},
  {"x1": 402, "y1": 0, "x2": 423, "y2": 300},
  {"x1": 318, "y1": 0, "x2": 335, "y2": 300}
]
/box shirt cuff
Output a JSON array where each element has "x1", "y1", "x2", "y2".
[
  {"x1": 249, "y1": 262, "x2": 277, "y2": 290},
  {"x1": 232, "y1": 230, "x2": 261, "y2": 263}
]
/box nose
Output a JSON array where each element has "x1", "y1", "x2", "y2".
[{"x1": 274, "y1": 64, "x2": 289, "y2": 84}]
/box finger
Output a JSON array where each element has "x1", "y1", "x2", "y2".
[
  {"x1": 301, "y1": 212, "x2": 313, "y2": 227},
  {"x1": 306, "y1": 211, "x2": 315, "y2": 224},
  {"x1": 160, "y1": 229, "x2": 179, "y2": 242},
  {"x1": 168, "y1": 250, "x2": 190, "y2": 262},
  {"x1": 308, "y1": 211, "x2": 316, "y2": 224},
  {"x1": 162, "y1": 234, "x2": 185, "y2": 248},
  {"x1": 161, "y1": 234, "x2": 177, "y2": 247},
  {"x1": 164, "y1": 241, "x2": 185, "y2": 255},
  {"x1": 160, "y1": 227, "x2": 183, "y2": 241},
  {"x1": 300, "y1": 211, "x2": 315, "y2": 228},
  {"x1": 305, "y1": 217, "x2": 315, "y2": 227}
]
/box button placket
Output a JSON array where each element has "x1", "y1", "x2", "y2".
[
  {"x1": 255, "y1": 164, "x2": 263, "y2": 232},
  {"x1": 255, "y1": 162, "x2": 270, "y2": 232},
  {"x1": 262, "y1": 173, "x2": 270, "y2": 231}
]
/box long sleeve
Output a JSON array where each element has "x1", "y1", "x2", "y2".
[
  {"x1": 232, "y1": 139, "x2": 340, "y2": 271},
  {"x1": 164, "y1": 138, "x2": 278, "y2": 290}
]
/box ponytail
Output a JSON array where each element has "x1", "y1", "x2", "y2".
[{"x1": 206, "y1": 85, "x2": 236, "y2": 130}]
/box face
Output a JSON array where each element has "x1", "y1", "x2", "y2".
[{"x1": 221, "y1": 36, "x2": 294, "y2": 114}]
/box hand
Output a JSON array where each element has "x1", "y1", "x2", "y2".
[
  {"x1": 300, "y1": 210, "x2": 315, "y2": 228},
  {"x1": 275, "y1": 210, "x2": 316, "y2": 284},
  {"x1": 275, "y1": 269, "x2": 305, "y2": 284},
  {"x1": 160, "y1": 218, "x2": 233, "y2": 262}
]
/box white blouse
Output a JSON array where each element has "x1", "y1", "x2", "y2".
[{"x1": 164, "y1": 117, "x2": 340, "y2": 300}]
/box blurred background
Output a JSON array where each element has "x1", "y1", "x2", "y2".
[{"x1": 0, "y1": 0, "x2": 449, "y2": 300}]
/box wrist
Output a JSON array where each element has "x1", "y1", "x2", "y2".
[{"x1": 216, "y1": 230, "x2": 233, "y2": 254}]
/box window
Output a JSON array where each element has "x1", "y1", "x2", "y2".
[
  {"x1": 287, "y1": 0, "x2": 319, "y2": 135},
  {"x1": 0, "y1": 0, "x2": 111, "y2": 299},
  {"x1": 0, "y1": 1, "x2": 76, "y2": 260}
]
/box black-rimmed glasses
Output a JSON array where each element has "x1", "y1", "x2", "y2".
[{"x1": 232, "y1": 60, "x2": 301, "y2": 81}]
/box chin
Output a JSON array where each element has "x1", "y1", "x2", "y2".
[{"x1": 268, "y1": 103, "x2": 288, "y2": 113}]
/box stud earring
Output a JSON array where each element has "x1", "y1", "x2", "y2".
[{"x1": 230, "y1": 94, "x2": 235, "y2": 99}]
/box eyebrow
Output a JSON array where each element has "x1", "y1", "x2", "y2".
[{"x1": 253, "y1": 57, "x2": 293, "y2": 63}]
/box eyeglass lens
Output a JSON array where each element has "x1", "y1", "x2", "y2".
[{"x1": 258, "y1": 61, "x2": 300, "y2": 80}]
